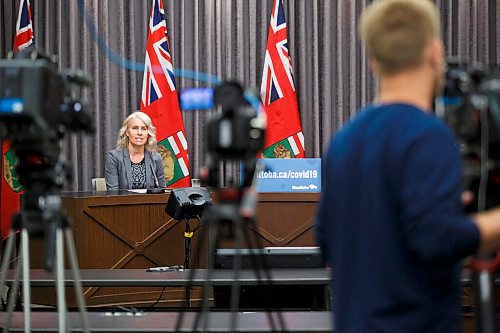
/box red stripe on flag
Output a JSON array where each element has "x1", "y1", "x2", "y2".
[
  {"x1": 13, "y1": 31, "x2": 32, "y2": 50},
  {"x1": 260, "y1": 0, "x2": 305, "y2": 157},
  {"x1": 169, "y1": 132, "x2": 191, "y2": 188},
  {"x1": 0, "y1": 142, "x2": 20, "y2": 239},
  {"x1": 171, "y1": 176, "x2": 191, "y2": 188},
  {"x1": 13, "y1": 0, "x2": 34, "y2": 52},
  {"x1": 141, "y1": 0, "x2": 190, "y2": 188}
]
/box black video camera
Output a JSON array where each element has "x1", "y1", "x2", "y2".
[
  {"x1": 0, "y1": 49, "x2": 93, "y2": 140},
  {"x1": 207, "y1": 83, "x2": 265, "y2": 161},
  {"x1": 181, "y1": 82, "x2": 266, "y2": 187},
  {"x1": 440, "y1": 59, "x2": 500, "y2": 209},
  {"x1": 0, "y1": 49, "x2": 94, "y2": 270},
  {"x1": 0, "y1": 49, "x2": 93, "y2": 188}
]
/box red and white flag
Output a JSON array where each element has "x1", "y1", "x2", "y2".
[
  {"x1": 1, "y1": 0, "x2": 33, "y2": 239},
  {"x1": 260, "y1": 0, "x2": 305, "y2": 158},
  {"x1": 13, "y1": 0, "x2": 34, "y2": 51},
  {"x1": 140, "y1": 0, "x2": 190, "y2": 188}
]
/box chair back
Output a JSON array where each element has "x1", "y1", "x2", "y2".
[{"x1": 91, "y1": 178, "x2": 106, "y2": 191}]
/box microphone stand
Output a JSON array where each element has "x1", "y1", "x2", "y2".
[
  {"x1": 183, "y1": 217, "x2": 193, "y2": 307},
  {"x1": 147, "y1": 163, "x2": 165, "y2": 194},
  {"x1": 182, "y1": 214, "x2": 203, "y2": 307}
]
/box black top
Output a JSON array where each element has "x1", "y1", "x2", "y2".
[{"x1": 131, "y1": 158, "x2": 146, "y2": 189}]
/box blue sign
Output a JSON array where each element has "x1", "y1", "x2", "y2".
[
  {"x1": 253, "y1": 158, "x2": 321, "y2": 192},
  {"x1": 179, "y1": 87, "x2": 214, "y2": 110},
  {"x1": 0, "y1": 98, "x2": 24, "y2": 114}
]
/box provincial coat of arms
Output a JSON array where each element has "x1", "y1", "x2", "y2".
[{"x1": 3, "y1": 149, "x2": 23, "y2": 193}]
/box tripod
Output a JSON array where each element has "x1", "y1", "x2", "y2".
[
  {"x1": 175, "y1": 162, "x2": 287, "y2": 332},
  {"x1": 0, "y1": 206, "x2": 90, "y2": 333}
]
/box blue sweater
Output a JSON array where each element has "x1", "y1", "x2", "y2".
[{"x1": 315, "y1": 103, "x2": 480, "y2": 333}]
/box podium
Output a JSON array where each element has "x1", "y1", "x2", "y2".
[{"x1": 29, "y1": 190, "x2": 320, "y2": 307}]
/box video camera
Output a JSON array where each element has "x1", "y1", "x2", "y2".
[
  {"x1": 0, "y1": 49, "x2": 93, "y2": 189},
  {"x1": 0, "y1": 49, "x2": 92, "y2": 136},
  {"x1": 440, "y1": 59, "x2": 500, "y2": 209},
  {"x1": 0, "y1": 49, "x2": 93, "y2": 264},
  {"x1": 181, "y1": 82, "x2": 266, "y2": 188}
]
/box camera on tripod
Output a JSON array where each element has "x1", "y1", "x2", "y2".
[
  {"x1": 204, "y1": 82, "x2": 265, "y2": 188},
  {"x1": 0, "y1": 49, "x2": 93, "y2": 138},
  {"x1": 0, "y1": 48, "x2": 92, "y2": 188},
  {"x1": 0, "y1": 49, "x2": 93, "y2": 190},
  {"x1": 0, "y1": 50, "x2": 93, "y2": 327},
  {"x1": 440, "y1": 59, "x2": 500, "y2": 209},
  {"x1": 0, "y1": 49, "x2": 93, "y2": 269},
  {"x1": 174, "y1": 82, "x2": 266, "y2": 240}
]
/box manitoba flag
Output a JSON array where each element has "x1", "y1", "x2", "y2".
[
  {"x1": 140, "y1": 0, "x2": 190, "y2": 188},
  {"x1": 1, "y1": 0, "x2": 33, "y2": 239},
  {"x1": 260, "y1": 0, "x2": 304, "y2": 158}
]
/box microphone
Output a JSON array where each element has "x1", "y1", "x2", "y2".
[
  {"x1": 147, "y1": 163, "x2": 164, "y2": 194},
  {"x1": 146, "y1": 265, "x2": 184, "y2": 272}
]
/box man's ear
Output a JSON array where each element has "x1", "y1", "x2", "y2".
[
  {"x1": 369, "y1": 58, "x2": 381, "y2": 74},
  {"x1": 427, "y1": 38, "x2": 444, "y2": 69}
]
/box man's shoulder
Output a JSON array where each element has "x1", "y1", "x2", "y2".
[
  {"x1": 370, "y1": 103, "x2": 451, "y2": 139},
  {"x1": 331, "y1": 103, "x2": 455, "y2": 159}
]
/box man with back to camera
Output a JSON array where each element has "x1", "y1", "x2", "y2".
[{"x1": 315, "y1": 0, "x2": 500, "y2": 332}]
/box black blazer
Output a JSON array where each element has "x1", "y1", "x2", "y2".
[{"x1": 104, "y1": 148, "x2": 165, "y2": 190}]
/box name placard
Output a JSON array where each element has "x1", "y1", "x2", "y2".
[{"x1": 254, "y1": 158, "x2": 321, "y2": 192}]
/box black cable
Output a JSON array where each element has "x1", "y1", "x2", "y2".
[
  {"x1": 184, "y1": 218, "x2": 192, "y2": 269},
  {"x1": 147, "y1": 286, "x2": 167, "y2": 310},
  {"x1": 174, "y1": 213, "x2": 213, "y2": 331}
]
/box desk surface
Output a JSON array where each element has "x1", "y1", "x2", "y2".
[
  {"x1": 3, "y1": 268, "x2": 493, "y2": 287},
  {"x1": 0, "y1": 311, "x2": 334, "y2": 332},
  {"x1": 3, "y1": 268, "x2": 331, "y2": 287},
  {"x1": 60, "y1": 190, "x2": 169, "y2": 197},
  {"x1": 60, "y1": 190, "x2": 321, "y2": 201}
]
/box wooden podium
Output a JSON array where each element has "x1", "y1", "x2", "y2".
[{"x1": 30, "y1": 190, "x2": 320, "y2": 307}]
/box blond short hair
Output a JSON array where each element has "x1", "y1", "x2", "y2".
[
  {"x1": 116, "y1": 111, "x2": 158, "y2": 152},
  {"x1": 359, "y1": 0, "x2": 440, "y2": 75}
]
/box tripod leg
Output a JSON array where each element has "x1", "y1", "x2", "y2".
[
  {"x1": 64, "y1": 228, "x2": 90, "y2": 333},
  {"x1": 55, "y1": 228, "x2": 68, "y2": 332},
  {"x1": 4, "y1": 232, "x2": 22, "y2": 332},
  {"x1": 0, "y1": 228, "x2": 17, "y2": 308},
  {"x1": 242, "y1": 222, "x2": 283, "y2": 332},
  {"x1": 198, "y1": 220, "x2": 221, "y2": 332},
  {"x1": 21, "y1": 228, "x2": 31, "y2": 333},
  {"x1": 229, "y1": 223, "x2": 244, "y2": 333}
]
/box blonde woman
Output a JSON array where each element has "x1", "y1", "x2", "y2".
[{"x1": 105, "y1": 111, "x2": 165, "y2": 190}]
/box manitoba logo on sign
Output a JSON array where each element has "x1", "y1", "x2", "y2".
[{"x1": 3, "y1": 149, "x2": 23, "y2": 193}]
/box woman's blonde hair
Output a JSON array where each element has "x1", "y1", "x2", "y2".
[
  {"x1": 359, "y1": 0, "x2": 440, "y2": 75},
  {"x1": 116, "y1": 111, "x2": 158, "y2": 152}
]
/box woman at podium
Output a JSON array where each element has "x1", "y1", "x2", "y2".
[{"x1": 105, "y1": 111, "x2": 165, "y2": 190}]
